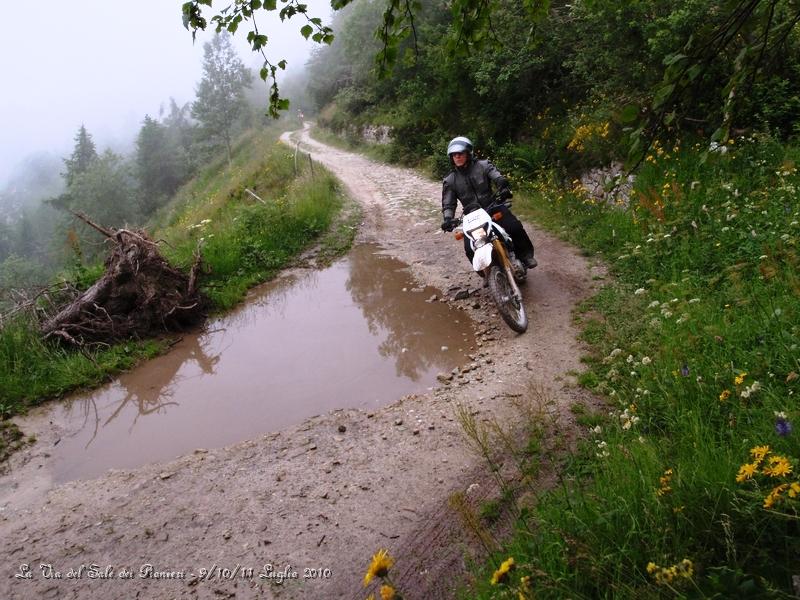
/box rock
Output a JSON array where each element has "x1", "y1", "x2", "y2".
[
  {"x1": 337, "y1": 424, "x2": 347, "y2": 433},
  {"x1": 394, "y1": 418, "x2": 404, "y2": 426},
  {"x1": 159, "y1": 472, "x2": 174, "y2": 480},
  {"x1": 436, "y1": 373, "x2": 453, "y2": 383},
  {"x1": 454, "y1": 290, "x2": 470, "y2": 300},
  {"x1": 426, "y1": 294, "x2": 438, "y2": 303},
  {"x1": 412, "y1": 429, "x2": 420, "y2": 435}
]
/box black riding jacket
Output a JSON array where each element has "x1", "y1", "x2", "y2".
[{"x1": 441, "y1": 158, "x2": 510, "y2": 220}]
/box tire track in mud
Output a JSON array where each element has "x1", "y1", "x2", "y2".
[{"x1": 0, "y1": 126, "x2": 604, "y2": 600}]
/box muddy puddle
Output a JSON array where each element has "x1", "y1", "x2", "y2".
[{"x1": 38, "y1": 245, "x2": 475, "y2": 483}]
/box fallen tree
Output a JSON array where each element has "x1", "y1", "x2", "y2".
[{"x1": 42, "y1": 213, "x2": 207, "y2": 346}]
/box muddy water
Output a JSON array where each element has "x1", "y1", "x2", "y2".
[{"x1": 46, "y1": 245, "x2": 474, "y2": 483}]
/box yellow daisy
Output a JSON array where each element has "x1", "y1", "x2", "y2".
[
  {"x1": 379, "y1": 584, "x2": 396, "y2": 600},
  {"x1": 363, "y1": 549, "x2": 394, "y2": 587},
  {"x1": 750, "y1": 445, "x2": 771, "y2": 464},
  {"x1": 490, "y1": 557, "x2": 515, "y2": 585},
  {"x1": 763, "y1": 456, "x2": 793, "y2": 478},
  {"x1": 736, "y1": 462, "x2": 758, "y2": 483}
]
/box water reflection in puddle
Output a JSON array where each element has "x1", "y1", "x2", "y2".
[{"x1": 49, "y1": 244, "x2": 475, "y2": 482}]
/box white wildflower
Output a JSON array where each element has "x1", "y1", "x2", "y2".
[
  {"x1": 634, "y1": 288, "x2": 647, "y2": 295},
  {"x1": 641, "y1": 356, "x2": 652, "y2": 365}
]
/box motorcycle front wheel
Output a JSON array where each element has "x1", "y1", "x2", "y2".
[{"x1": 487, "y1": 265, "x2": 528, "y2": 333}]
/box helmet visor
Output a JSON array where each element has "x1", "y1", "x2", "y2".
[{"x1": 448, "y1": 142, "x2": 469, "y2": 155}]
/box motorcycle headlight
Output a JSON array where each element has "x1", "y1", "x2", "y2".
[
  {"x1": 470, "y1": 227, "x2": 488, "y2": 248},
  {"x1": 470, "y1": 227, "x2": 487, "y2": 240}
]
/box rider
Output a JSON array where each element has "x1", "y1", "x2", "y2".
[{"x1": 440, "y1": 136, "x2": 537, "y2": 269}]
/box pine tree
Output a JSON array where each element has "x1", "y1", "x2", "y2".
[
  {"x1": 191, "y1": 32, "x2": 253, "y2": 164},
  {"x1": 62, "y1": 125, "x2": 98, "y2": 187},
  {"x1": 135, "y1": 115, "x2": 187, "y2": 215}
]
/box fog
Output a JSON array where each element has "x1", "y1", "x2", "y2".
[{"x1": 0, "y1": 0, "x2": 331, "y2": 188}]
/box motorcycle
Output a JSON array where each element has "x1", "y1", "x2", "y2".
[{"x1": 450, "y1": 200, "x2": 528, "y2": 333}]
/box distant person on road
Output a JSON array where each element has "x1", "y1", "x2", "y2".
[{"x1": 440, "y1": 136, "x2": 537, "y2": 269}]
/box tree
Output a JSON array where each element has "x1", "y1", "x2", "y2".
[
  {"x1": 67, "y1": 150, "x2": 139, "y2": 251},
  {"x1": 135, "y1": 115, "x2": 188, "y2": 216},
  {"x1": 191, "y1": 32, "x2": 253, "y2": 164},
  {"x1": 182, "y1": 0, "x2": 548, "y2": 116},
  {"x1": 62, "y1": 125, "x2": 98, "y2": 187}
]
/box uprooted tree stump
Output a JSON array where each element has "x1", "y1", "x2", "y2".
[{"x1": 42, "y1": 214, "x2": 207, "y2": 346}]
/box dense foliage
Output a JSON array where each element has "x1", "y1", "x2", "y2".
[{"x1": 304, "y1": 0, "x2": 800, "y2": 175}]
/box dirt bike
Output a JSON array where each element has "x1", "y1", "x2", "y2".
[{"x1": 450, "y1": 200, "x2": 528, "y2": 333}]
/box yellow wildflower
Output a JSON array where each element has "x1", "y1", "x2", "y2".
[
  {"x1": 363, "y1": 549, "x2": 394, "y2": 587},
  {"x1": 719, "y1": 389, "x2": 731, "y2": 402},
  {"x1": 736, "y1": 462, "x2": 758, "y2": 483},
  {"x1": 788, "y1": 482, "x2": 800, "y2": 498},
  {"x1": 763, "y1": 455, "x2": 793, "y2": 478},
  {"x1": 750, "y1": 445, "x2": 771, "y2": 464},
  {"x1": 647, "y1": 558, "x2": 695, "y2": 585},
  {"x1": 379, "y1": 584, "x2": 396, "y2": 600},
  {"x1": 657, "y1": 468, "x2": 673, "y2": 496},
  {"x1": 764, "y1": 484, "x2": 790, "y2": 508},
  {"x1": 678, "y1": 559, "x2": 694, "y2": 578},
  {"x1": 490, "y1": 557, "x2": 515, "y2": 585},
  {"x1": 734, "y1": 372, "x2": 747, "y2": 385}
]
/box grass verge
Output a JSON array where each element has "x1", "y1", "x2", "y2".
[{"x1": 465, "y1": 133, "x2": 800, "y2": 598}]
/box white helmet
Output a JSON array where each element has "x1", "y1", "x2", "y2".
[{"x1": 446, "y1": 136, "x2": 473, "y2": 157}]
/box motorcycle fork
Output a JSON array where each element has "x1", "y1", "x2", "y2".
[{"x1": 491, "y1": 239, "x2": 524, "y2": 302}]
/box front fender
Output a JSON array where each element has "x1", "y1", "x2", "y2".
[{"x1": 472, "y1": 243, "x2": 493, "y2": 271}]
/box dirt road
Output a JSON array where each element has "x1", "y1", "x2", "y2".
[{"x1": 0, "y1": 126, "x2": 603, "y2": 599}]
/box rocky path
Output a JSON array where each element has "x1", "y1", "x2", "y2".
[{"x1": 0, "y1": 126, "x2": 604, "y2": 600}]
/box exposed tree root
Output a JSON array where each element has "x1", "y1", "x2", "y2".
[{"x1": 41, "y1": 213, "x2": 207, "y2": 346}]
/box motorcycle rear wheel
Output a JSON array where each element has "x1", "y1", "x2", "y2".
[{"x1": 487, "y1": 265, "x2": 528, "y2": 333}]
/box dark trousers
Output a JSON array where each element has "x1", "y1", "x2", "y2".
[{"x1": 463, "y1": 205, "x2": 534, "y2": 263}]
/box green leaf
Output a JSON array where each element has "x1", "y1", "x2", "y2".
[
  {"x1": 300, "y1": 24, "x2": 313, "y2": 39},
  {"x1": 277, "y1": 60, "x2": 287, "y2": 70},
  {"x1": 619, "y1": 104, "x2": 639, "y2": 124},
  {"x1": 663, "y1": 53, "x2": 687, "y2": 66},
  {"x1": 653, "y1": 84, "x2": 675, "y2": 108},
  {"x1": 686, "y1": 64, "x2": 703, "y2": 81},
  {"x1": 264, "y1": 0, "x2": 277, "y2": 9}
]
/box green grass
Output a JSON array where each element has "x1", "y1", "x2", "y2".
[
  {"x1": 465, "y1": 133, "x2": 800, "y2": 598},
  {"x1": 0, "y1": 314, "x2": 165, "y2": 414},
  {"x1": 0, "y1": 125, "x2": 349, "y2": 417}
]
